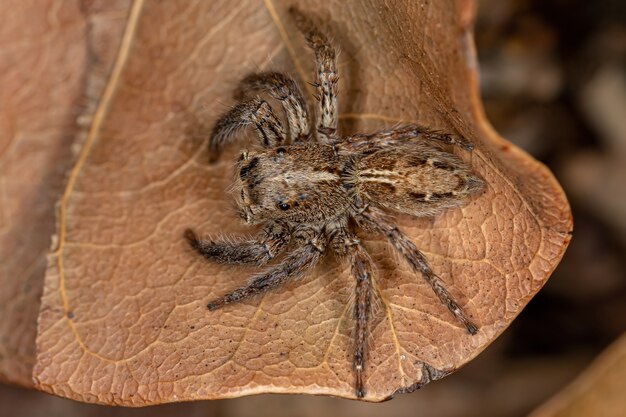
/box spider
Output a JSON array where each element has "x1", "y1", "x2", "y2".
[{"x1": 185, "y1": 7, "x2": 484, "y2": 398}]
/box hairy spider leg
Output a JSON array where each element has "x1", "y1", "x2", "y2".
[
  {"x1": 358, "y1": 208, "x2": 478, "y2": 334},
  {"x1": 209, "y1": 96, "x2": 285, "y2": 161},
  {"x1": 348, "y1": 238, "x2": 374, "y2": 398},
  {"x1": 204, "y1": 230, "x2": 325, "y2": 310},
  {"x1": 290, "y1": 7, "x2": 339, "y2": 142},
  {"x1": 235, "y1": 71, "x2": 311, "y2": 142},
  {"x1": 328, "y1": 221, "x2": 374, "y2": 398},
  {"x1": 185, "y1": 221, "x2": 290, "y2": 266},
  {"x1": 342, "y1": 124, "x2": 475, "y2": 152}
]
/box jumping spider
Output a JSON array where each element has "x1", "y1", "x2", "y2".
[{"x1": 185, "y1": 8, "x2": 484, "y2": 398}]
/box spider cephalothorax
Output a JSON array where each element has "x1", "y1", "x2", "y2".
[{"x1": 185, "y1": 7, "x2": 484, "y2": 398}]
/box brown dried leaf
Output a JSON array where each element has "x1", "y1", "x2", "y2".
[
  {"x1": 0, "y1": 0, "x2": 132, "y2": 387},
  {"x1": 33, "y1": 0, "x2": 572, "y2": 404},
  {"x1": 529, "y1": 333, "x2": 626, "y2": 417},
  {"x1": 0, "y1": 0, "x2": 87, "y2": 386}
]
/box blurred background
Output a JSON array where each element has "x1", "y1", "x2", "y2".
[{"x1": 1, "y1": 0, "x2": 625, "y2": 415}]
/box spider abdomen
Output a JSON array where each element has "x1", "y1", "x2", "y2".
[{"x1": 355, "y1": 144, "x2": 484, "y2": 217}]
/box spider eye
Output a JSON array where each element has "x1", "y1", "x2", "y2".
[
  {"x1": 277, "y1": 202, "x2": 290, "y2": 211},
  {"x1": 276, "y1": 147, "x2": 286, "y2": 155}
]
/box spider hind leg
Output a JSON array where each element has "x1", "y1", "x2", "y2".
[
  {"x1": 329, "y1": 226, "x2": 373, "y2": 398},
  {"x1": 343, "y1": 124, "x2": 475, "y2": 152},
  {"x1": 349, "y1": 240, "x2": 373, "y2": 398},
  {"x1": 358, "y1": 209, "x2": 478, "y2": 334}
]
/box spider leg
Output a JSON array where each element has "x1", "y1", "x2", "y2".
[
  {"x1": 235, "y1": 72, "x2": 311, "y2": 142},
  {"x1": 328, "y1": 221, "x2": 372, "y2": 398},
  {"x1": 205, "y1": 228, "x2": 325, "y2": 310},
  {"x1": 331, "y1": 229, "x2": 372, "y2": 398},
  {"x1": 185, "y1": 221, "x2": 290, "y2": 266},
  {"x1": 341, "y1": 124, "x2": 475, "y2": 152},
  {"x1": 290, "y1": 7, "x2": 338, "y2": 142},
  {"x1": 356, "y1": 208, "x2": 478, "y2": 334},
  {"x1": 349, "y1": 241, "x2": 372, "y2": 399},
  {"x1": 209, "y1": 96, "x2": 285, "y2": 161}
]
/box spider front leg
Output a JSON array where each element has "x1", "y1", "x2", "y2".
[
  {"x1": 185, "y1": 221, "x2": 290, "y2": 266},
  {"x1": 205, "y1": 228, "x2": 325, "y2": 310},
  {"x1": 357, "y1": 208, "x2": 478, "y2": 334},
  {"x1": 235, "y1": 72, "x2": 311, "y2": 142},
  {"x1": 290, "y1": 7, "x2": 338, "y2": 142},
  {"x1": 209, "y1": 96, "x2": 285, "y2": 162}
]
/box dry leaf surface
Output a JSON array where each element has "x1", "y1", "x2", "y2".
[
  {"x1": 0, "y1": 0, "x2": 132, "y2": 386},
  {"x1": 33, "y1": 0, "x2": 572, "y2": 404},
  {"x1": 0, "y1": 0, "x2": 87, "y2": 386}
]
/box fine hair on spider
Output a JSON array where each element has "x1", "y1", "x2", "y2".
[{"x1": 185, "y1": 7, "x2": 485, "y2": 398}]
